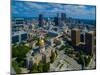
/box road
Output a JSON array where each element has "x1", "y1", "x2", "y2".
[{"x1": 49, "y1": 50, "x2": 82, "y2": 71}]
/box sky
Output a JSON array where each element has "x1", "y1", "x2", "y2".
[{"x1": 11, "y1": 0, "x2": 96, "y2": 20}]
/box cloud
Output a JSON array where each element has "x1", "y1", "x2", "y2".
[
  {"x1": 24, "y1": 2, "x2": 44, "y2": 9},
  {"x1": 12, "y1": 1, "x2": 96, "y2": 19},
  {"x1": 62, "y1": 5, "x2": 95, "y2": 19}
]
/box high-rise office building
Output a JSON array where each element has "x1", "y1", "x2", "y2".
[
  {"x1": 54, "y1": 13, "x2": 62, "y2": 26},
  {"x1": 47, "y1": 18, "x2": 51, "y2": 31},
  {"x1": 71, "y1": 28, "x2": 80, "y2": 46},
  {"x1": 54, "y1": 17, "x2": 59, "y2": 26},
  {"x1": 85, "y1": 31, "x2": 94, "y2": 55},
  {"x1": 38, "y1": 14, "x2": 44, "y2": 27},
  {"x1": 61, "y1": 13, "x2": 66, "y2": 22}
]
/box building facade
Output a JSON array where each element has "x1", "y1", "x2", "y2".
[{"x1": 71, "y1": 28, "x2": 80, "y2": 46}]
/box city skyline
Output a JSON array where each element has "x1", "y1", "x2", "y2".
[
  {"x1": 11, "y1": 1, "x2": 96, "y2": 74},
  {"x1": 12, "y1": 1, "x2": 96, "y2": 20}
]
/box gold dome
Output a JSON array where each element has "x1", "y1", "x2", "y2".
[{"x1": 39, "y1": 39, "x2": 45, "y2": 46}]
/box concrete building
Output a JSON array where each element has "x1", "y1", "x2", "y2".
[
  {"x1": 12, "y1": 18, "x2": 25, "y2": 32},
  {"x1": 85, "y1": 31, "x2": 95, "y2": 55},
  {"x1": 28, "y1": 33, "x2": 34, "y2": 48},
  {"x1": 71, "y1": 28, "x2": 80, "y2": 46},
  {"x1": 12, "y1": 31, "x2": 28, "y2": 43},
  {"x1": 34, "y1": 53, "x2": 42, "y2": 65},
  {"x1": 26, "y1": 50, "x2": 34, "y2": 69}
]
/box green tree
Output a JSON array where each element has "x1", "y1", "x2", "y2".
[
  {"x1": 38, "y1": 63, "x2": 43, "y2": 72},
  {"x1": 59, "y1": 45, "x2": 65, "y2": 51},
  {"x1": 12, "y1": 44, "x2": 30, "y2": 58},
  {"x1": 43, "y1": 62, "x2": 50, "y2": 72},
  {"x1": 78, "y1": 50, "x2": 85, "y2": 68},
  {"x1": 30, "y1": 64, "x2": 38, "y2": 73},
  {"x1": 29, "y1": 62, "x2": 50, "y2": 73},
  {"x1": 12, "y1": 44, "x2": 30, "y2": 68},
  {"x1": 84, "y1": 55, "x2": 92, "y2": 67},
  {"x1": 55, "y1": 50, "x2": 58, "y2": 57},
  {"x1": 12, "y1": 60, "x2": 21, "y2": 74},
  {"x1": 50, "y1": 51, "x2": 55, "y2": 63}
]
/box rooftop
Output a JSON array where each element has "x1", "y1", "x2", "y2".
[
  {"x1": 87, "y1": 31, "x2": 94, "y2": 34},
  {"x1": 72, "y1": 28, "x2": 80, "y2": 31}
]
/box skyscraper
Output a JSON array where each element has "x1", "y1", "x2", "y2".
[
  {"x1": 54, "y1": 17, "x2": 59, "y2": 26},
  {"x1": 54, "y1": 13, "x2": 62, "y2": 26},
  {"x1": 61, "y1": 13, "x2": 66, "y2": 22},
  {"x1": 71, "y1": 28, "x2": 80, "y2": 46},
  {"x1": 47, "y1": 18, "x2": 51, "y2": 31},
  {"x1": 38, "y1": 14, "x2": 44, "y2": 27},
  {"x1": 85, "y1": 31, "x2": 94, "y2": 55}
]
